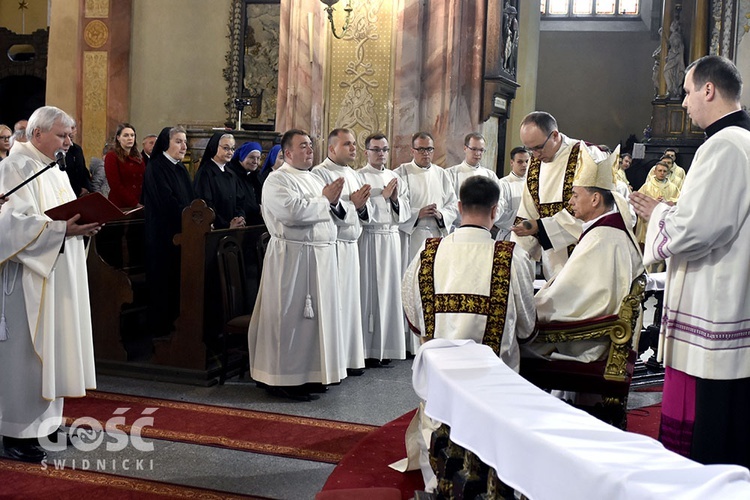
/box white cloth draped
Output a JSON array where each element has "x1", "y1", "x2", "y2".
[
  {"x1": 357, "y1": 164, "x2": 410, "y2": 360},
  {"x1": 248, "y1": 164, "x2": 347, "y2": 385},
  {"x1": 411, "y1": 340, "x2": 750, "y2": 500}
]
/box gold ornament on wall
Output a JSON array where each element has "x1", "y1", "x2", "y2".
[
  {"x1": 85, "y1": 0, "x2": 109, "y2": 18},
  {"x1": 84, "y1": 20, "x2": 109, "y2": 49},
  {"x1": 328, "y1": 1, "x2": 392, "y2": 166}
]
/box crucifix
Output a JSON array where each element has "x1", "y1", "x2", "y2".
[{"x1": 18, "y1": 0, "x2": 28, "y2": 34}]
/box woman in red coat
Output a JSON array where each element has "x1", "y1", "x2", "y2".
[{"x1": 105, "y1": 123, "x2": 145, "y2": 208}]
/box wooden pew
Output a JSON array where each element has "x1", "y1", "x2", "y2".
[
  {"x1": 87, "y1": 214, "x2": 146, "y2": 362},
  {"x1": 88, "y1": 199, "x2": 266, "y2": 384}
]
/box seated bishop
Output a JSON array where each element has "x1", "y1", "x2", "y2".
[{"x1": 524, "y1": 145, "x2": 644, "y2": 363}]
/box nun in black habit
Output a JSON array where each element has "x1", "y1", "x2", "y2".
[
  {"x1": 141, "y1": 126, "x2": 195, "y2": 338},
  {"x1": 193, "y1": 132, "x2": 246, "y2": 229}
]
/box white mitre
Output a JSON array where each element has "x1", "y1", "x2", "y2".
[{"x1": 573, "y1": 143, "x2": 618, "y2": 190}]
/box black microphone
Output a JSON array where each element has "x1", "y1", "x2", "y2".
[
  {"x1": 55, "y1": 150, "x2": 67, "y2": 171},
  {"x1": 522, "y1": 220, "x2": 532, "y2": 230}
]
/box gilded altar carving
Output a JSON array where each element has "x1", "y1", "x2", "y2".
[{"x1": 84, "y1": 20, "x2": 108, "y2": 49}]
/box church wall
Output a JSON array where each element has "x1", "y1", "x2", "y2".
[
  {"x1": 129, "y1": 0, "x2": 231, "y2": 137},
  {"x1": 536, "y1": 30, "x2": 656, "y2": 149}
]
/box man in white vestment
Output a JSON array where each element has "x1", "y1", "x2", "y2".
[
  {"x1": 0, "y1": 106, "x2": 100, "y2": 463},
  {"x1": 615, "y1": 152, "x2": 632, "y2": 190},
  {"x1": 646, "y1": 149, "x2": 686, "y2": 189},
  {"x1": 511, "y1": 111, "x2": 607, "y2": 279},
  {"x1": 311, "y1": 129, "x2": 371, "y2": 376},
  {"x1": 357, "y1": 133, "x2": 409, "y2": 367},
  {"x1": 248, "y1": 129, "x2": 348, "y2": 401},
  {"x1": 395, "y1": 132, "x2": 458, "y2": 354},
  {"x1": 635, "y1": 161, "x2": 680, "y2": 247},
  {"x1": 525, "y1": 146, "x2": 644, "y2": 363},
  {"x1": 446, "y1": 132, "x2": 501, "y2": 230},
  {"x1": 394, "y1": 176, "x2": 535, "y2": 490},
  {"x1": 631, "y1": 55, "x2": 750, "y2": 469},
  {"x1": 495, "y1": 146, "x2": 530, "y2": 241}
]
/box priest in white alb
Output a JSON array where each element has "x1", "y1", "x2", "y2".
[
  {"x1": 357, "y1": 133, "x2": 409, "y2": 367},
  {"x1": 248, "y1": 129, "x2": 348, "y2": 401},
  {"x1": 311, "y1": 128, "x2": 371, "y2": 376},
  {"x1": 0, "y1": 106, "x2": 101, "y2": 463},
  {"x1": 631, "y1": 55, "x2": 750, "y2": 469},
  {"x1": 511, "y1": 111, "x2": 607, "y2": 278},
  {"x1": 496, "y1": 146, "x2": 530, "y2": 241},
  {"x1": 395, "y1": 132, "x2": 458, "y2": 354},
  {"x1": 446, "y1": 132, "x2": 502, "y2": 230}
]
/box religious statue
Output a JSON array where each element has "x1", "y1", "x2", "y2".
[
  {"x1": 663, "y1": 18, "x2": 686, "y2": 99},
  {"x1": 502, "y1": 3, "x2": 519, "y2": 75},
  {"x1": 651, "y1": 28, "x2": 662, "y2": 96}
]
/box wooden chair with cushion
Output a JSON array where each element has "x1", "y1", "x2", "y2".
[
  {"x1": 216, "y1": 235, "x2": 252, "y2": 384},
  {"x1": 519, "y1": 274, "x2": 647, "y2": 429}
]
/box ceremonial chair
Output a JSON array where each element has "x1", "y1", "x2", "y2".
[
  {"x1": 519, "y1": 274, "x2": 647, "y2": 429},
  {"x1": 216, "y1": 235, "x2": 252, "y2": 384}
]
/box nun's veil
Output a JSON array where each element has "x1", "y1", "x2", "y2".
[
  {"x1": 151, "y1": 127, "x2": 172, "y2": 157},
  {"x1": 199, "y1": 132, "x2": 226, "y2": 170}
]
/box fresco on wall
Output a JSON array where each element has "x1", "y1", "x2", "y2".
[{"x1": 737, "y1": 0, "x2": 750, "y2": 109}]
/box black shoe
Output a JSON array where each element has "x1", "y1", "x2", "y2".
[
  {"x1": 304, "y1": 383, "x2": 328, "y2": 393},
  {"x1": 37, "y1": 427, "x2": 73, "y2": 448},
  {"x1": 266, "y1": 386, "x2": 319, "y2": 402},
  {"x1": 3, "y1": 437, "x2": 47, "y2": 463},
  {"x1": 347, "y1": 368, "x2": 365, "y2": 376},
  {"x1": 380, "y1": 358, "x2": 392, "y2": 365},
  {"x1": 365, "y1": 358, "x2": 382, "y2": 368}
]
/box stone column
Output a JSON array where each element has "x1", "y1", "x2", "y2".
[
  {"x1": 690, "y1": 0, "x2": 709, "y2": 62},
  {"x1": 275, "y1": 0, "x2": 327, "y2": 152},
  {"x1": 47, "y1": 0, "x2": 132, "y2": 162}
]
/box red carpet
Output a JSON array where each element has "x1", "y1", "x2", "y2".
[
  {"x1": 321, "y1": 409, "x2": 424, "y2": 500},
  {"x1": 627, "y1": 403, "x2": 662, "y2": 440},
  {"x1": 0, "y1": 458, "x2": 270, "y2": 499},
  {"x1": 63, "y1": 391, "x2": 376, "y2": 464}
]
